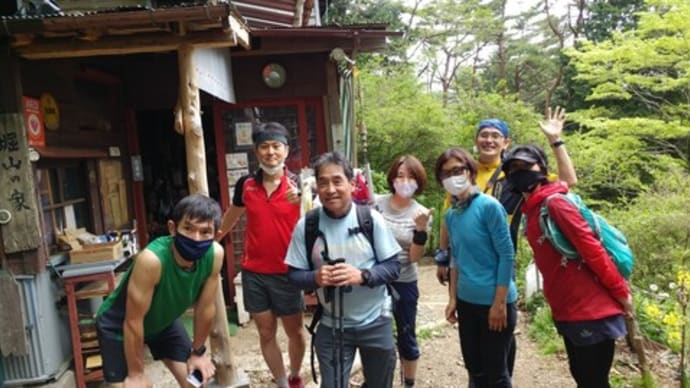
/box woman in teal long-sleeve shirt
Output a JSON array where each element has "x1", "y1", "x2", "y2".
[{"x1": 435, "y1": 147, "x2": 517, "y2": 388}]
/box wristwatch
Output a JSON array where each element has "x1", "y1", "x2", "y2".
[
  {"x1": 360, "y1": 269, "x2": 371, "y2": 286},
  {"x1": 191, "y1": 344, "x2": 206, "y2": 357}
]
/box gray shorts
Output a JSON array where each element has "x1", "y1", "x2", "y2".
[{"x1": 242, "y1": 270, "x2": 303, "y2": 316}]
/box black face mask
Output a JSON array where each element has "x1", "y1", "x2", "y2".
[
  {"x1": 174, "y1": 233, "x2": 213, "y2": 262},
  {"x1": 507, "y1": 169, "x2": 546, "y2": 193}
]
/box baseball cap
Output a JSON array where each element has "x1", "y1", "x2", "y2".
[{"x1": 501, "y1": 145, "x2": 548, "y2": 173}]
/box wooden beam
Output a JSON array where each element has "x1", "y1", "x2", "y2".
[
  {"x1": 16, "y1": 30, "x2": 242, "y2": 59},
  {"x1": 224, "y1": 13, "x2": 250, "y2": 50},
  {"x1": 293, "y1": 0, "x2": 305, "y2": 27},
  {"x1": 11, "y1": 33, "x2": 33, "y2": 47}
]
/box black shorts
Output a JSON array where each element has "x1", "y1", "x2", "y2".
[
  {"x1": 242, "y1": 270, "x2": 303, "y2": 316},
  {"x1": 97, "y1": 319, "x2": 192, "y2": 383}
]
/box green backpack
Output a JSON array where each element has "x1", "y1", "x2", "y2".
[{"x1": 539, "y1": 193, "x2": 634, "y2": 279}]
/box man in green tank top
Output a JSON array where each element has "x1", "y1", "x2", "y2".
[{"x1": 97, "y1": 194, "x2": 225, "y2": 387}]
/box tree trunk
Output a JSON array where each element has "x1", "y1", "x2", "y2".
[{"x1": 177, "y1": 44, "x2": 242, "y2": 387}]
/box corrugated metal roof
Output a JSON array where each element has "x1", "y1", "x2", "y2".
[
  {"x1": 1, "y1": 3, "x2": 242, "y2": 35},
  {"x1": 1, "y1": 1, "x2": 312, "y2": 30}
]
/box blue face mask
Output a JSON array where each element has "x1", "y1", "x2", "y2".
[{"x1": 174, "y1": 233, "x2": 213, "y2": 262}]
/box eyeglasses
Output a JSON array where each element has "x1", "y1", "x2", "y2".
[
  {"x1": 477, "y1": 132, "x2": 505, "y2": 141},
  {"x1": 440, "y1": 166, "x2": 468, "y2": 179}
]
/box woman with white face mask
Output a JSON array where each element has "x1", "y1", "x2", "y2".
[
  {"x1": 434, "y1": 148, "x2": 517, "y2": 388},
  {"x1": 374, "y1": 155, "x2": 431, "y2": 388}
]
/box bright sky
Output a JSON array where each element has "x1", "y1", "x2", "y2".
[{"x1": 403, "y1": 0, "x2": 568, "y2": 17}]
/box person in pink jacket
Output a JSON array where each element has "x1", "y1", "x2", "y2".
[{"x1": 502, "y1": 144, "x2": 633, "y2": 388}]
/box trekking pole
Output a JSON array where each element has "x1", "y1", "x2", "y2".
[
  {"x1": 326, "y1": 258, "x2": 346, "y2": 388},
  {"x1": 338, "y1": 283, "x2": 345, "y2": 388},
  {"x1": 330, "y1": 284, "x2": 340, "y2": 388}
]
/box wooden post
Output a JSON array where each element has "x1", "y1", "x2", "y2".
[
  {"x1": 178, "y1": 44, "x2": 208, "y2": 196},
  {"x1": 177, "y1": 44, "x2": 242, "y2": 387}
]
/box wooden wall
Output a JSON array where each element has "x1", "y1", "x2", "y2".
[
  {"x1": 21, "y1": 58, "x2": 126, "y2": 149},
  {"x1": 120, "y1": 51, "x2": 329, "y2": 108},
  {"x1": 232, "y1": 53, "x2": 327, "y2": 101}
]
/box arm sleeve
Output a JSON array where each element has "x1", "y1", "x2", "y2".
[
  {"x1": 365, "y1": 255, "x2": 401, "y2": 287},
  {"x1": 232, "y1": 175, "x2": 250, "y2": 207},
  {"x1": 445, "y1": 211, "x2": 457, "y2": 269},
  {"x1": 486, "y1": 198, "x2": 515, "y2": 286},
  {"x1": 547, "y1": 196, "x2": 629, "y2": 299},
  {"x1": 287, "y1": 266, "x2": 318, "y2": 289},
  {"x1": 284, "y1": 219, "x2": 310, "y2": 270}
]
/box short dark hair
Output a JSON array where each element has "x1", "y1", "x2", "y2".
[
  {"x1": 312, "y1": 152, "x2": 353, "y2": 180},
  {"x1": 170, "y1": 194, "x2": 222, "y2": 232},
  {"x1": 251, "y1": 122, "x2": 289, "y2": 146},
  {"x1": 434, "y1": 148, "x2": 478, "y2": 185},
  {"x1": 386, "y1": 155, "x2": 427, "y2": 195}
]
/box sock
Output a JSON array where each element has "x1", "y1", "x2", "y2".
[
  {"x1": 276, "y1": 376, "x2": 288, "y2": 387},
  {"x1": 404, "y1": 377, "x2": 415, "y2": 388}
]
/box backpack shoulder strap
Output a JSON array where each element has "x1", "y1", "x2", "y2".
[
  {"x1": 355, "y1": 205, "x2": 376, "y2": 260},
  {"x1": 304, "y1": 208, "x2": 321, "y2": 270},
  {"x1": 484, "y1": 164, "x2": 504, "y2": 194}
]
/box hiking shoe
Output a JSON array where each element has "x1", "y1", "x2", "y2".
[{"x1": 288, "y1": 375, "x2": 304, "y2": 388}]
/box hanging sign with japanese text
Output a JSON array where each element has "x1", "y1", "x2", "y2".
[
  {"x1": 0, "y1": 113, "x2": 41, "y2": 253},
  {"x1": 40, "y1": 92, "x2": 60, "y2": 131},
  {"x1": 22, "y1": 96, "x2": 45, "y2": 147}
]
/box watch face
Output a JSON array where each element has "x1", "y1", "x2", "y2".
[{"x1": 262, "y1": 63, "x2": 287, "y2": 89}]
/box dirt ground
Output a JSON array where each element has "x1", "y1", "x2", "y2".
[{"x1": 138, "y1": 264, "x2": 678, "y2": 388}]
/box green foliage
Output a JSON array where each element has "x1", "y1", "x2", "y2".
[
  {"x1": 525, "y1": 295, "x2": 563, "y2": 355},
  {"x1": 416, "y1": 327, "x2": 437, "y2": 341},
  {"x1": 451, "y1": 92, "x2": 546, "y2": 147},
  {"x1": 347, "y1": 0, "x2": 690, "y2": 362},
  {"x1": 357, "y1": 64, "x2": 454, "y2": 173},
  {"x1": 585, "y1": 0, "x2": 646, "y2": 43},
  {"x1": 323, "y1": 0, "x2": 404, "y2": 27},
  {"x1": 568, "y1": 0, "x2": 690, "y2": 126},
  {"x1": 604, "y1": 172, "x2": 690, "y2": 288}
]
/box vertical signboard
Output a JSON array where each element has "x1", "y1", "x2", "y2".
[
  {"x1": 22, "y1": 97, "x2": 45, "y2": 147},
  {"x1": 0, "y1": 113, "x2": 41, "y2": 253}
]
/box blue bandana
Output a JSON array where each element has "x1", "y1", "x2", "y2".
[{"x1": 477, "y1": 119, "x2": 510, "y2": 137}]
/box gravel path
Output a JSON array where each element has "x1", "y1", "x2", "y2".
[{"x1": 128, "y1": 264, "x2": 672, "y2": 388}]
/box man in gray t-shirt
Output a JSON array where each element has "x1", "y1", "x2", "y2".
[{"x1": 285, "y1": 152, "x2": 401, "y2": 388}]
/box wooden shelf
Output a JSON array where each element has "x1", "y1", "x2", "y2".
[
  {"x1": 64, "y1": 271, "x2": 118, "y2": 388},
  {"x1": 75, "y1": 273, "x2": 123, "y2": 299}
]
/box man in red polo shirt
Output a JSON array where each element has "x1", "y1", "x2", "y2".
[{"x1": 218, "y1": 122, "x2": 305, "y2": 388}]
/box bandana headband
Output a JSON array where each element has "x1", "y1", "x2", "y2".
[{"x1": 252, "y1": 131, "x2": 289, "y2": 145}]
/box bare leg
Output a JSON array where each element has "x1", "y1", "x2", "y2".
[
  {"x1": 253, "y1": 310, "x2": 287, "y2": 382},
  {"x1": 162, "y1": 359, "x2": 189, "y2": 386},
  {"x1": 402, "y1": 358, "x2": 418, "y2": 384},
  {"x1": 281, "y1": 311, "x2": 306, "y2": 375}
]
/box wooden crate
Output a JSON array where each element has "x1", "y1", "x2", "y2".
[{"x1": 70, "y1": 241, "x2": 123, "y2": 264}]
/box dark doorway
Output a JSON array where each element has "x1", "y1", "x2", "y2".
[{"x1": 136, "y1": 109, "x2": 220, "y2": 240}]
